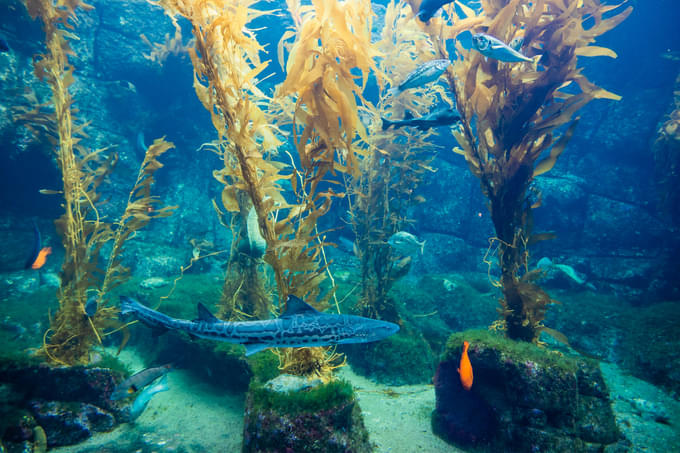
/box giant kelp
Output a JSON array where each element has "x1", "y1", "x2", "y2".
[
  {"x1": 348, "y1": 1, "x2": 444, "y2": 322},
  {"x1": 151, "y1": 0, "x2": 377, "y2": 379},
  {"x1": 274, "y1": 0, "x2": 385, "y2": 377},
  {"x1": 409, "y1": 0, "x2": 631, "y2": 342},
  {"x1": 22, "y1": 0, "x2": 175, "y2": 365}
]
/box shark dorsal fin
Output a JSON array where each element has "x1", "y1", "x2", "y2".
[
  {"x1": 280, "y1": 295, "x2": 320, "y2": 317},
  {"x1": 196, "y1": 303, "x2": 220, "y2": 323}
]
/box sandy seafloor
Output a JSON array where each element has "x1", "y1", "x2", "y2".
[{"x1": 50, "y1": 348, "x2": 680, "y2": 453}]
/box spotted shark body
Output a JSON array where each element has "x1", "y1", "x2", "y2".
[{"x1": 120, "y1": 295, "x2": 399, "y2": 356}]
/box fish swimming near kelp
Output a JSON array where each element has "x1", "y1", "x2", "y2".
[
  {"x1": 245, "y1": 206, "x2": 267, "y2": 258},
  {"x1": 387, "y1": 231, "x2": 425, "y2": 256},
  {"x1": 458, "y1": 340, "x2": 473, "y2": 391},
  {"x1": 84, "y1": 295, "x2": 98, "y2": 317},
  {"x1": 25, "y1": 221, "x2": 51, "y2": 270},
  {"x1": 110, "y1": 363, "x2": 172, "y2": 400},
  {"x1": 388, "y1": 59, "x2": 450, "y2": 96},
  {"x1": 471, "y1": 33, "x2": 533, "y2": 63},
  {"x1": 417, "y1": 0, "x2": 455, "y2": 22},
  {"x1": 382, "y1": 108, "x2": 461, "y2": 131},
  {"x1": 120, "y1": 294, "x2": 400, "y2": 356},
  {"x1": 129, "y1": 374, "x2": 169, "y2": 420}
]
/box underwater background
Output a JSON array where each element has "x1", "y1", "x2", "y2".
[{"x1": 1, "y1": 0, "x2": 679, "y2": 451}]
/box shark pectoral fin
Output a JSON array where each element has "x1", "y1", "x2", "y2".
[
  {"x1": 196, "y1": 303, "x2": 220, "y2": 323},
  {"x1": 244, "y1": 343, "x2": 269, "y2": 356}
]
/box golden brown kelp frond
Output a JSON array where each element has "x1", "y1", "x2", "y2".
[
  {"x1": 98, "y1": 138, "x2": 177, "y2": 303},
  {"x1": 277, "y1": 0, "x2": 385, "y2": 175},
  {"x1": 275, "y1": 346, "x2": 346, "y2": 383},
  {"x1": 409, "y1": 0, "x2": 630, "y2": 342},
  {"x1": 24, "y1": 0, "x2": 117, "y2": 365},
  {"x1": 26, "y1": 0, "x2": 176, "y2": 365},
  {"x1": 154, "y1": 0, "x2": 291, "y2": 313}
]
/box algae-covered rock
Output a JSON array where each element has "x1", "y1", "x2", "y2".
[
  {"x1": 0, "y1": 358, "x2": 128, "y2": 449},
  {"x1": 432, "y1": 330, "x2": 623, "y2": 452},
  {"x1": 242, "y1": 379, "x2": 372, "y2": 453},
  {"x1": 29, "y1": 400, "x2": 115, "y2": 447}
]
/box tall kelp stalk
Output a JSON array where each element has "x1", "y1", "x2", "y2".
[
  {"x1": 151, "y1": 0, "x2": 348, "y2": 379},
  {"x1": 409, "y1": 0, "x2": 631, "y2": 342},
  {"x1": 347, "y1": 1, "x2": 444, "y2": 323},
  {"x1": 22, "y1": 0, "x2": 175, "y2": 364},
  {"x1": 273, "y1": 0, "x2": 384, "y2": 377},
  {"x1": 150, "y1": 0, "x2": 288, "y2": 320}
]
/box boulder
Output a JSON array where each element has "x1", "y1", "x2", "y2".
[
  {"x1": 242, "y1": 379, "x2": 372, "y2": 453},
  {"x1": 432, "y1": 330, "x2": 624, "y2": 452}
]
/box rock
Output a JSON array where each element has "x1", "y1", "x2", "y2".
[
  {"x1": 29, "y1": 400, "x2": 115, "y2": 447},
  {"x1": 243, "y1": 380, "x2": 372, "y2": 453},
  {"x1": 432, "y1": 330, "x2": 623, "y2": 452}
]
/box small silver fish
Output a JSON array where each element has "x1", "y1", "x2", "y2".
[
  {"x1": 129, "y1": 374, "x2": 169, "y2": 420},
  {"x1": 471, "y1": 33, "x2": 533, "y2": 63},
  {"x1": 389, "y1": 59, "x2": 450, "y2": 96},
  {"x1": 387, "y1": 232, "x2": 425, "y2": 256}
]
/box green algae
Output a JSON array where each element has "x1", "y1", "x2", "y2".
[
  {"x1": 249, "y1": 379, "x2": 355, "y2": 415},
  {"x1": 443, "y1": 329, "x2": 586, "y2": 375}
]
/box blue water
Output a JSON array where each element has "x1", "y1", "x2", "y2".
[{"x1": 1, "y1": 0, "x2": 679, "y2": 451}]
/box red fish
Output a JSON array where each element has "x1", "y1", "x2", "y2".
[
  {"x1": 458, "y1": 341, "x2": 473, "y2": 391},
  {"x1": 31, "y1": 247, "x2": 52, "y2": 270},
  {"x1": 25, "y1": 222, "x2": 51, "y2": 270}
]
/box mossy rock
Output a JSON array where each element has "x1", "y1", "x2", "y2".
[
  {"x1": 433, "y1": 330, "x2": 623, "y2": 452},
  {"x1": 243, "y1": 379, "x2": 372, "y2": 453},
  {"x1": 344, "y1": 323, "x2": 435, "y2": 385}
]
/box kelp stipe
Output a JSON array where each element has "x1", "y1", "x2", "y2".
[
  {"x1": 22, "y1": 0, "x2": 175, "y2": 365},
  {"x1": 348, "y1": 1, "x2": 444, "y2": 323},
  {"x1": 274, "y1": 0, "x2": 383, "y2": 379},
  {"x1": 410, "y1": 0, "x2": 631, "y2": 342}
]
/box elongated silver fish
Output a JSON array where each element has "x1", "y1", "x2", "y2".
[
  {"x1": 388, "y1": 59, "x2": 450, "y2": 96},
  {"x1": 471, "y1": 33, "x2": 533, "y2": 63},
  {"x1": 120, "y1": 295, "x2": 399, "y2": 356}
]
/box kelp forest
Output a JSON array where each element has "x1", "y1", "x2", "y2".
[
  {"x1": 17, "y1": 0, "x2": 631, "y2": 371},
  {"x1": 4, "y1": 0, "x2": 657, "y2": 450}
]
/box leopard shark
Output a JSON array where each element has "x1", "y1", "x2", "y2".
[{"x1": 120, "y1": 295, "x2": 399, "y2": 356}]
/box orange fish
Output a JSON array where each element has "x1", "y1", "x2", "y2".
[
  {"x1": 31, "y1": 247, "x2": 52, "y2": 270},
  {"x1": 458, "y1": 340, "x2": 473, "y2": 391}
]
